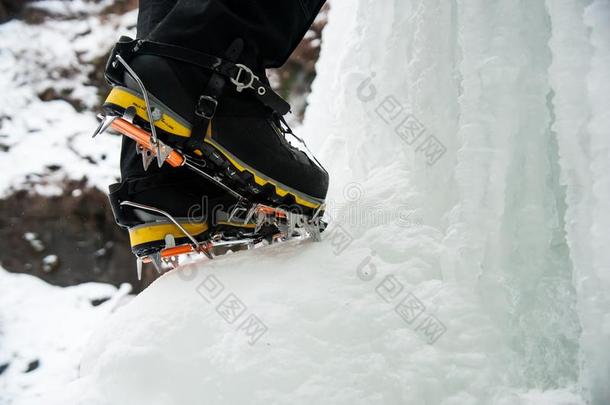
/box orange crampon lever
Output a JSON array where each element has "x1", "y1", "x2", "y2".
[
  {"x1": 141, "y1": 245, "x2": 194, "y2": 263},
  {"x1": 257, "y1": 205, "x2": 287, "y2": 218},
  {"x1": 141, "y1": 242, "x2": 213, "y2": 263},
  {"x1": 110, "y1": 117, "x2": 185, "y2": 167},
  {"x1": 160, "y1": 244, "x2": 196, "y2": 258}
]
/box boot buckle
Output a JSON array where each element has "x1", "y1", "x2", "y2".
[
  {"x1": 196, "y1": 95, "x2": 218, "y2": 119},
  {"x1": 231, "y1": 63, "x2": 258, "y2": 92}
]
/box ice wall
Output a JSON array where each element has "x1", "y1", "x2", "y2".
[
  {"x1": 304, "y1": 0, "x2": 609, "y2": 402},
  {"x1": 547, "y1": 0, "x2": 610, "y2": 401}
]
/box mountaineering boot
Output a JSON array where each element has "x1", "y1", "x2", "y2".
[
  {"x1": 102, "y1": 37, "x2": 329, "y2": 216},
  {"x1": 107, "y1": 167, "x2": 264, "y2": 258}
]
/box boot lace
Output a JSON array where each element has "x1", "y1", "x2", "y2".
[{"x1": 269, "y1": 113, "x2": 327, "y2": 173}]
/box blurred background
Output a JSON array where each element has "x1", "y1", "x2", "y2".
[{"x1": 0, "y1": 0, "x2": 329, "y2": 292}]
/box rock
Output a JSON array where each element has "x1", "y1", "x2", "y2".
[
  {"x1": 24, "y1": 359, "x2": 39, "y2": 373},
  {"x1": 0, "y1": 362, "x2": 9, "y2": 376}
]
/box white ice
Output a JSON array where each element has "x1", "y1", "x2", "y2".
[{"x1": 0, "y1": 267, "x2": 131, "y2": 404}]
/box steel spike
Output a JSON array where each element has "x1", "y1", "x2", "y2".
[
  {"x1": 254, "y1": 212, "x2": 266, "y2": 233},
  {"x1": 136, "y1": 257, "x2": 143, "y2": 280},
  {"x1": 156, "y1": 144, "x2": 163, "y2": 168},
  {"x1": 244, "y1": 205, "x2": 257, "y2": 225},
  {"x1": 141, "y1": 149, "x2": 155, "y2": 171},
  {"x1": 156, "y1": 142, "x2": 172, "y2": 168},
  {"x1": 92, "y1": 114, "x2": 116, "y2": 138},
  {"x1": 149, "y1": 252, "x2": 163, "y2": 274}
]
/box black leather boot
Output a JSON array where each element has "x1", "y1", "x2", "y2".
[{"x1": 102, "y1": 38, "x2": 329, "y2": 217}]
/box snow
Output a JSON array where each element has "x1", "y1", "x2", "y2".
[
  {"x1": 41, "y1": 254, "x2": 59, "y2": 273},
  {"x1": 23, "y1": 232, "x2": 44, "y2": 253},
  {"x1": 0, "y1": 267, "x2": 131, "y2": 404},
  {"x1": 28, "y1": 0, "x2": 117, "y2": 17},
  {"x1": 0, "y1": 8, "x2": 137, "y2": 196},
  {"x1": 3, "y1": 0, "x2": 610, "y2": 404}
]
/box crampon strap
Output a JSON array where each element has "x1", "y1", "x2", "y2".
[{"x1": 105, "y1": 37, "x2": 291, "y2": 116}]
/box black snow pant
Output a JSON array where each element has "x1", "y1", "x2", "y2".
[{"x1": 136, "y1": 0, "x2": 326, "y2": 69}]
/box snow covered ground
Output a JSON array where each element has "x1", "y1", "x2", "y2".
[
  {"x1": 3, "y1": 0, "x2": 610, "y2": 404},
  {"x1": 0, "y1": 1, "x2": 135, "y2": 196},
  {"x1": 0, "y1": 4, "x2": 135, "y2": 403},
  {"x1": 0, "y1": 267, "x2": 131, "y2": 404}
]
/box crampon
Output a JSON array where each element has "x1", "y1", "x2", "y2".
[{"x1": 93, "y1": 111, "x2": 326, "y2": 279}]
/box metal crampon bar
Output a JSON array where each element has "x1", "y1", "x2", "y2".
[
  {"x1": 93, "y1": 109, "x2": 326, "y2": 279},
  {"x1": 123, "y1": 200, "x2": 325, "y2": 279}
]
